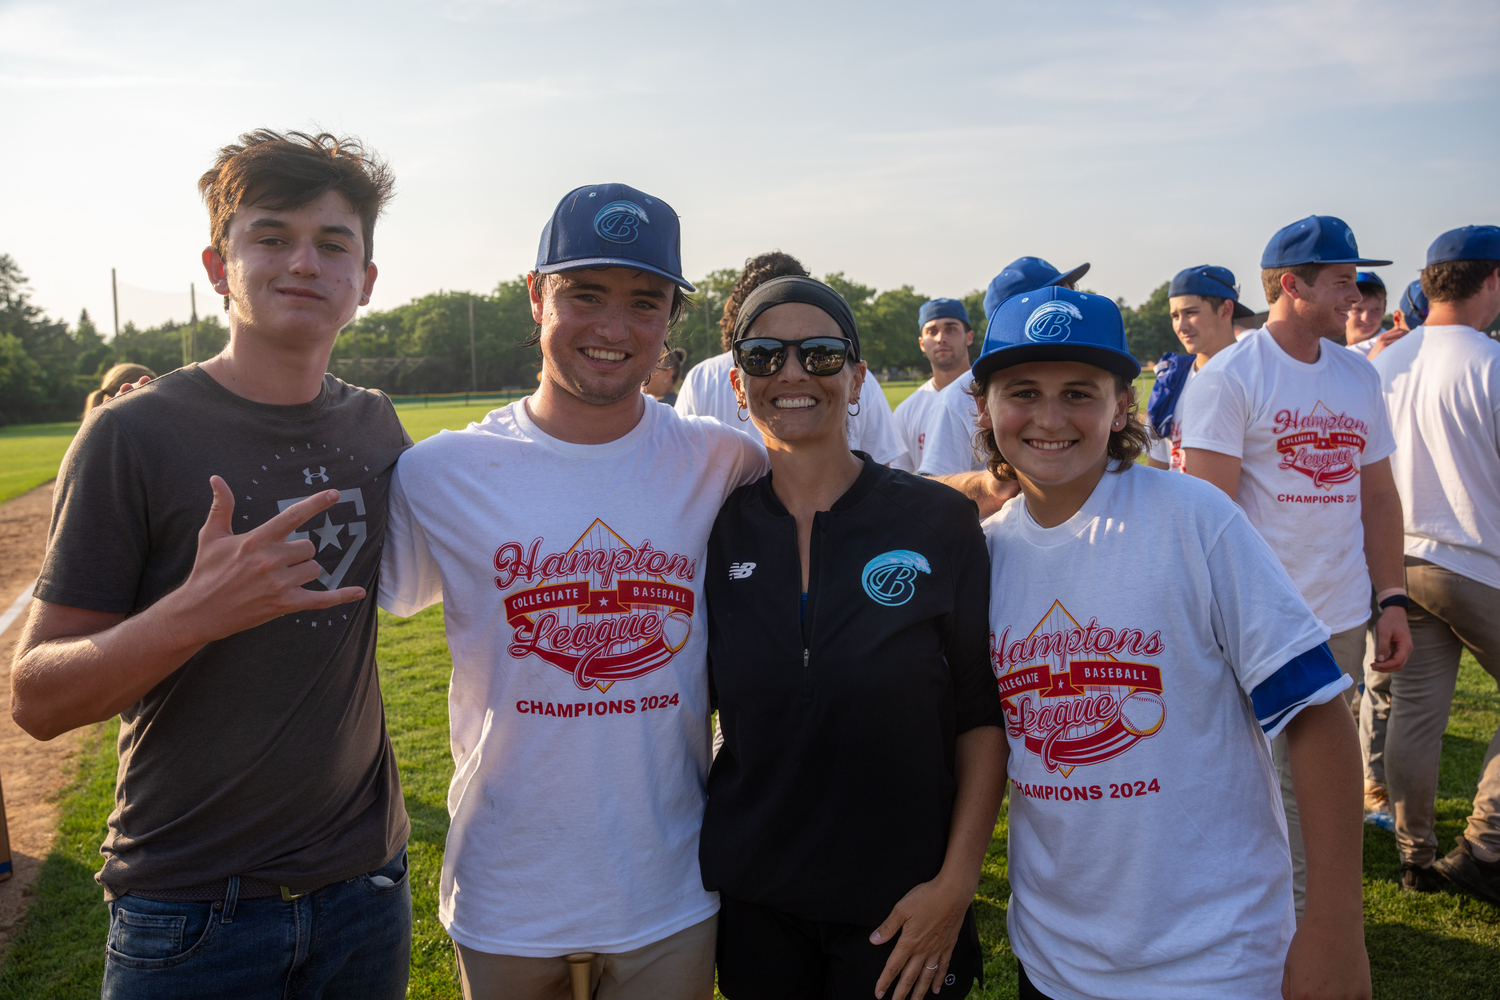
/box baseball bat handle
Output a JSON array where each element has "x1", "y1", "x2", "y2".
[{"x1": 564, "y1": 952, "x2": 595, "y2": 1000}]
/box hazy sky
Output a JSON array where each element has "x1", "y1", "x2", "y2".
[{"x1": 3, "y1": 0, "x2": 1498, "y2": 332}]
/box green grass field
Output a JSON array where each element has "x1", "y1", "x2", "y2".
[
  {"x1": 5, "y1": 375, "x2": 1500, "y2": 998},
  {"x1": 0, "y1": 423, "x2": 79, "y2": 504}
]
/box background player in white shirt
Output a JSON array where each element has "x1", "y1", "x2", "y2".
[
  {"x1": 380, "y1": 184, "x2": 766, "y2": 999},
  {"x1": 970, "y1": 285, "x2": 1369, "y2": 1000},
  {"x1": 1145, "y1": 265, "x2": 1253, "y2": 472},
  {"x1": 1181, "y1": 214, "x2": 1412, "y2": 908},
  {"x1": 1345, "y1": 271, "x2": 1387, "y2": 356},
  {"x1": 1371, "y1": 225, "x2": 1500, "y2": 901},
  {"x1": 891, "y1": 297, "x2": 974, "y2": 470},
  {"x1": 674, "y1": 252, "x2": 910, "y2": 469},
  {"x1": 917, "y1": 257, "x2": 1087, "y2": 478}
]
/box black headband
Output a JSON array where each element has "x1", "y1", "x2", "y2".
[{"x1": 731, "y1": 276, "x2": 861, "y2": 362}]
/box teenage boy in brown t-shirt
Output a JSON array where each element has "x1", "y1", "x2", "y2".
[{"x1": 10, "y1": 130, "x2": 412, "y2": 999}]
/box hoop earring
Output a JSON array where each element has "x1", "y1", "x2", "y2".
[
  {"x1": 737, "y1": 403, "x2": 749, "y2": 422},
  {"x1": 848, "y1": 400, "x2": 861, "y2": 417}
]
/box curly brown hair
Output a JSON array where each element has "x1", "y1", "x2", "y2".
[
  {"x1": 718, "y1": 251, "x2": 809, "y2": 352},
  {"x1": 966, "y1": 371, "x2": 1149, "y2": 482},
  {"x1": 1422, "y1": 259, "x2": 1500, "y2": 303}
]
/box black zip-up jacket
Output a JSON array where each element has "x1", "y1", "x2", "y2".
[{"x1": 700, "y1": 453, "x2": 1001, "y2": 926}]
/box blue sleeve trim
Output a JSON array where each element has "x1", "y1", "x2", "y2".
[{"x1": 1252, "y1": 643, "x2": 1350, "y2": 738}]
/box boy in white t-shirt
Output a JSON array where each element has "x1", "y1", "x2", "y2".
[
  {"x1": 918, "y1": 256, "x2": 1087, "y2": 478},
  {"x1": 891, "y1": 297, "x2": 975, "y2": 469},
  {"x1": 379, "y1": 184, "x2": 766, "y2": 999},
  {"x1": 970, "y1": 286, "x2": 1369, "y2": 1000},
  {"x1": 674, "y1": 252, "x2": 910, "y2": 469},
  {"x1": 1144, "y1": 265, "x2": 1254, "y2": 473},
  {"x1": 1372, "y1": 225, "x2": 1500, "y2": 903},
  {"x1": 1344, "y1": 271, "x2": 1387, "y2": 356},
  {"x1": 1180, "y1": 214, "x2": 1414, "y2": 904}
]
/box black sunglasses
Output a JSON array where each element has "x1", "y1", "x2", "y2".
[{"x1": 733, "y1": 337, "x2": 853, "y2": 377}]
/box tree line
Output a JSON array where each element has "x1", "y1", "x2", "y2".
[{"x1": 0, "y1": 249, "x2": 1214, "y2": 425}]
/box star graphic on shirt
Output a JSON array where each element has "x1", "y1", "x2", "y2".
[{"x1": 312, "y1": 513, "x2": 343, "y2": 551}]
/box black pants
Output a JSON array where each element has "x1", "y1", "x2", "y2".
[{"x1": 716, "y1": 894, "x2": 982, "y2": 1000}]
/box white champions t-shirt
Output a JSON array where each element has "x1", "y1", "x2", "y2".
[
  {"x1": 1145, "y1": 366, "x2": 1201, "y2": 471},
  {"x1": 674, "y1": 351, "x2": 912, "y2": 470},
  {"x1": 986, "y1": 464, "x2": 1331, "y2": 1000},
  {"x1": 1179, "y1": 328, "x2": 1397, "y2": 632},
  {"x1": 1372, "y1": 325, "x2": 1500, "y2": 590},
  {"x1": 379, "y1": 398, "x2": 766, "y2": 957},
  {"x1": 891, "y1": 378, "x2": 937, "y2": 469},
  {"x1": 915, "y1": 371, "x2": 982, "y2": 476}
]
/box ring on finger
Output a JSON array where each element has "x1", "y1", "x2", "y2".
[{"x1": 925, "y1": 964, "x2": 938, "y2": 970}]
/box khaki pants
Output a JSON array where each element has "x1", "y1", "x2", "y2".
[
  {"x1": 1386, "y1": 559, "x2": 1500, "y2": 867},
  {"x1": 455, "y1": 914, "x2": 717, "y2": 1000},
  {"x1": 1273, "y1": 623, "x2": 1366, "y2": 918},
  {"x1": 1360, "y1": 631, "x2": 1393, "y2": 788}
]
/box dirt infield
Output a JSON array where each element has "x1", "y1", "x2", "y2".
[{"x1": 0, "y1": 482, "x2": 82, "y2": 956}]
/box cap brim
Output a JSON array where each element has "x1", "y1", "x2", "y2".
[
  {"x1": 972, "y1": 343, "x2": 1140, "y2": 385},
  {"x1": 1292, "y1": 257, "x2": 1393, "y2": 267},
  {"x1": 535, "y1": 257, "x2": 695, "y2": 292},
  {"x1": 1050, "y1": 263, "x2": 1091, "y2": 288},
  {"x1": 1231, "y1": 300, "x2": 1256, "y2": 319}
]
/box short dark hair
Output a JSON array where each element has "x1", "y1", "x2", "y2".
[
  {"x1": 1422, "y1": 259, "x2": 1500, "y2": 303},
  {"x1": 967, "y1": 372, "x2": 1148, "y2": 482},
  {"x1": 718, "y1": 251, "x2": 809, "y2": 352},
  {"x1": 200, "y1": 130, "x2": 393, "y2": 269},
  {"x1": 1261, "y1": 264, "x2": 1328, "y2": 306},
  {"x1": 1356, "y1": 282, "x2": 1388, "y2": 302}
]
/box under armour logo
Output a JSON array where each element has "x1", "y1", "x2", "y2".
[
  {"x1": 728, "y1": 562, "x2": 756, "y2": 580},
  {"x1": 303, "y1": 466, "x2": 329, "y2": 484}
]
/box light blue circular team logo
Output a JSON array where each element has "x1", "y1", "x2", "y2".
[
  {"x1": 593, "y1": 200, "x2": 650, "y2": 244},
  {"x1": 1024, "y1": 300, "x2": 1083, "y2": 343},
  {"x1": 861, "y1": 550, "x2": 931, "y2": 607}
]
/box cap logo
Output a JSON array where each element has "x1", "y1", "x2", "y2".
[
  {"x1": 1345, "y1": 228, "x2": 1357, "y2": 251},
  {"x1": 1025, "y1": 301, "x2": 1083, "y2": 343},
  {"x1": 593, "y1": 200, "x2": 649, "y2": 244}
]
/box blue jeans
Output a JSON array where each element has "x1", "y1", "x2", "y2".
[{"x1": 101, "y1": 845, "x2": 411, "y2": 1000}]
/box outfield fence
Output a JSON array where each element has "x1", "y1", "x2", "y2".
[{"x1": 388, "y1": 390, "x2": 530, "y2": 409}]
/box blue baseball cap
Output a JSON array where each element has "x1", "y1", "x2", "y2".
[
  {"x1": 918, "y1": 298, "x2": 970, "y2": 330},
  {"x1": 983, "y1": 257, "x2": 1091, "y2": 320},
  {"x1": 535, "y1": 183, "x2": 694, "y2": 291},
  {"x1": 1355, "y1": 271, "x2": 1387, "y2": 296},
  {"x1": 1399, "y1": 280, "x2": 1429, "y2": 325},
  {"x1": 1168, "y1": 264, "x2": 1256, "y2": 319},
  {"x1": 1426, "y1": 225, "x2": 1500, "y2": 266},
  {"x1": 1261, "y1": 215, "x2": 1391, "y2": 268},
  {"x1": 972, "y1": 286, "x2": 1140, "y2": 384}
]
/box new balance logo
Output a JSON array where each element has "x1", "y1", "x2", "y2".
[{"x1": 728, "y1": 562, "x2": 756, "y2": 580}]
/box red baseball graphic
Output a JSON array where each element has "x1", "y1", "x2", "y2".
[
  {"x1": 1273, "y1": 402, "x2": 1368, "y2": 489},
  {"x1": 495, "y1": 519, "x2": 696, "y2": 691},
  {"x1": 994, "y1": 601, "x2": 1167, "y2": 775}
]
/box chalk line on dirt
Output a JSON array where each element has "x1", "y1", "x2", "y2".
[{"x1": 0, "y1": 579, "x2": 35, "y2": 636}]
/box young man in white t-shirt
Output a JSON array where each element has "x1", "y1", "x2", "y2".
[
  {"x1": 917, "y1": 256, "x2": 1087, "y2": 477},
  {"x1": 1344, "y1": 271, "x2": 1387, "y2": 356},
  {"x1": 378, "y1": 184, "x2": 766, "y2": 998},
  {"x1": 1144, "y1": 265, "x2": 1253, "y2": 472},
  {"x1": 1180, "y1": 214, "x2": 1413, "y2": 905},
  {"x1": 891, "y1": 297, "x2": 974, "y2": 470},
  {"x1": 674, "y1": 252, "x2": 910, "y2": 469},
  {"x1": 1371, "y1": 225, "x2": 1500, "y2": 902}
]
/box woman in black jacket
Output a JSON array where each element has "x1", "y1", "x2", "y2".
[{"x1": 702, "y1": 276, "x2": 1005, "y2": 1000}]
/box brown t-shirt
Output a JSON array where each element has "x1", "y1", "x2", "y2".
[{"x1": 36, "y1": 365, "x2": 410, "y2": 898}]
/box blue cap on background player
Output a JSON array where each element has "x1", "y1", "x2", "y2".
[
  {"x1": 983, "y1": 257, "x2": 1091, "y2": 320},
  {"x1": 972, "y1": 286, "x2": 1139, "y2": 384},
  {"x1": 1426, "y1": 225, "x2": 1500, "y2": 266},
  {"x1": 1260, "y1": 215, "x2": 1392, "y2": 268},
  {"x1": 1355, "y1": 271, "x2": 1386, "y2": 297},
  {"x1": 1168, "y1": 264, "x2": 1256, "y2": 319},
  {"x1": 535, "y1": 183, "x2": 695, "y2": 291},
  {"x1": 918, "y1": 298, "x2": 970, "y2": 329},
  {"x1": 1399, "y1": 280, "x2": 1430, "y2": 326}
]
